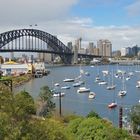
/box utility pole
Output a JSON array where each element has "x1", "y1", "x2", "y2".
[
  {"x1": 119, "y1": 106, "x2": 123, "y2": 128},
  {"x1": 59, "y1": 92, "x2": 62, "y2": 117}
]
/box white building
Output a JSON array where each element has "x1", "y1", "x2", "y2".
[
  {"x1": 97, "y1": 39, "x2": 112, "y2": 57},
  {"x1": 121, "y1": 47, "x2": 130, "y2": 56},
  {"x1": 1, "y1": 61, "x2": 29, "y2": 76}
]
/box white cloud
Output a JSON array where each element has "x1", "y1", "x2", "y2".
[
  {"x1": 0, "y1": 0, "x2": 78, "y2": 26},
  {"x1": 0, "y1": 0, "x2": 140, "y2": 51},
  {"x1": 126, "y1": 0, "x2": 140, "y2": 16},
  {"x1": 36, "y1": 18, "x2": 140, "y2": 50}
]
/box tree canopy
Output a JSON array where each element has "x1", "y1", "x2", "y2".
[
  {"x1": 36, "y1": 86, "x2": 55, "y2": 117},
  {"x1": 129, "y1": 104, "x2": 140, "y2": 135},
  {"x1": 67, "y1": 117, "x2": 132, "y2": 140}
]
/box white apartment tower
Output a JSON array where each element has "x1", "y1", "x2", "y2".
[{"x1": 97, "y1": 39, "x2": 112, "y2": 57}]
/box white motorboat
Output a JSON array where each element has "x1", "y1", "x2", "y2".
[
  {"x1": 136, "y1": 85, "x2": 140, "y2": 88},
  {"x1": 95, "y1": 75, "x2": 100, "y2": 82},
  {"x1": 136, "y1": 81, "x2": 140, "y2": 88},
  {"x1": 53, "y1": 92, "x2": 65, "y2": 97},
  {"x1": 85, "y1": 72, "x2": 90, "y2": 76},
  {"x1": 118, "y1": 90, "x2": 127, "y2": 96},
  {"x1": 77, "y1": 87, "x2": 90, "y2": 93},
  {"x1": 98, "y1": 81, "x2": 107, "y2": 85},
  {"x1": 63, "y1": 78, "x2": 74, "y2": 82},
  {"x1": 54, "y1": 83, "x2": 60, "y2": 86},
  {"x1": 61, "y1": 85, "x2": 70, "y2": 89},
  {"x1": 106, "y1": 85, "x2": 116, "y2": 90},
  {"x1": 73, "y1": 82, "x2": 81, "y2": 87},
  {"x1": 126, "y1": 77, "x2": 130, "y2": 81},
  {"x1": 88, "y1": 92, "x2": 96, "y2": 99},
  {"x1": 102, "y1": 70, "x2": 109, "y2": 76},
  {"x1": 108, "y1": 102, "x2": 117, "y2": 108},
  {"x1": 115, "y1": 74, "x2": 119, "y2": 78}
]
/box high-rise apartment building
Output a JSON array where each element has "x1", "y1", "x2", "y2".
[
  {"x1": 132, "y1": 45, "x2": 138, "y2": 56},
  {"x1": 121, "y1": 47, "x2": 127, "y2": 56},
  {"x1": 93, "y1": 48, "x2": 99, "y2": 56},
  {"x1": 73, "y1": 44, "x2": 78, "y2": 64},
  {"x1": 88, "y1": 42, "x2": 95, "y2": 54},
  {"x1": 97, "y1": 39, "x2": 112, "y2": 57},
  {"x1": 75, "y1": 38, "x2": 82, "y2": 51}
]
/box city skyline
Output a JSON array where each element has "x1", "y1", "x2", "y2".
[{"x1": 0, "y1": 0, "x2": 140, "y2": 50}]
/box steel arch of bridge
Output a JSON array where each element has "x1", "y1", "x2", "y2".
[{"x1": 0, "y1": 29, "x2": 72, "y2": 64}]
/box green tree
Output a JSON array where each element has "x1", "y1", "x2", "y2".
[
  {"x1": 86, "y1": 110, "x2": 101, "y2": 119},
  {"x1": 0, "y1": 90, "x2": 36, "y2": 139},
  {"x1": 14, "y1": 90, "x2": 36, "y2": 121},
  {"x1": 129, "y1": 104, "x2": 140, "y2": 135},
  {"x1": 37, "y1": 86, "x2": 55, "y2": 117},
  {"x1": 67, "y1": 117, "x2": 132, "y2": 140}
]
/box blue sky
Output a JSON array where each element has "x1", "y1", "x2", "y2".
[
  {"x1": 0, "y1": 0, "x2": 140, "y2": 50},
  {"x1": 71, "y1": 0, "x2": 140, "y2": 26}
]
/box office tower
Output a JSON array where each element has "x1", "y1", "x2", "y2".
[
  {"x1": 88, "y1": 42, "x2": 94, "y2": 54},
  {"x1": 73, "y1": 39, "x2": 78, "y2": 64},
  {"x1": 97, "y1": 39, "x2": 112, "y2": 57},
  {"x1": 93, "y1": 48, "x2": 99, "y2": 56},
  {"x1": 75, "y1": 38, "x2": 82, "y2": 51},
  {"x1": 132, "y1": 45, "x2": 138, "y2": 56}
]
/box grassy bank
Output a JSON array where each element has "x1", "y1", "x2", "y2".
[{"x1": 0, "y1": 74, "x2": 33, "y2": 87}]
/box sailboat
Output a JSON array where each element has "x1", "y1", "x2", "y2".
[
  {"x1": 108, "y1": 87, "x2": 117, "y2": 109},
  {"x1": 106, "y1": 70, "x2": 116, "y2": 90},
  {"x1": 118, "y1": 74, "x2": 127, "y2": 96},
  {"x1": 73, "y1": 65, "x2": 85, "y2": 87},
  {"x1": 136, "y1": 80, "x2": 140, "y2": 88}
]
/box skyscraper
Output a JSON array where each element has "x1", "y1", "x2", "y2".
[
  {"x1": 97, "y1": 39, "x2": 112, "y2": 57},
  {"x1": 88, "y1": 42, "x2": 94, "y2": 54}
]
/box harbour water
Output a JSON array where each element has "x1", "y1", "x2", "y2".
[{"x1": 14, "y1": 64, "x2": 140, "y2": 126}]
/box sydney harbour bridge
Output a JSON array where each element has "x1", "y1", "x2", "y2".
[{"x1": 0, "y1": 29, "x2": 100, "y2": 64}]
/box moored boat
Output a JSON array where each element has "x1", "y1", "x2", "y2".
[
  {"x1": 61, "y1": 85, "x2": 70, "y2": 89},
  {"x1": 85, "y1": 72, "x2": 90, "y2": 76},
  {"x1": 63, "y1": 78, "x2": 75, "y2": 82},
  {"x1": 54, "y1": 83, "x2": 60, "y2": 86},
  {"x1": 98, "y1": 81, "x2": 107, "y2": 85},
  {"x1": 118, "y1": 74, "x2": 127, "y2": 97},
  {"x1": 126, "y1": 77, "x2": 130, "y2": 81},
  {"x1": 106, "y1": 85, "x2": 116, "y2": 90},
  {"x1": 88, "y1": 92, "x2": 96, "y2": 99},
  {"x1": 136, "y1": 81, "x2": 140, "y2": 88},
  {"x1": 118, "y1": 90, "x2": 127, "y2": 96},
  {"x1": 108, "y1": 102, "x2": 117, "y2": 108},
  {"x1": 77, "y1": 87, "x2": 90, "y2": 93},
  {"x1": 73, "y1": 82, "x2": 81, "y2": 87},
  {"x1": 53, "y1": 92, "x2": 65, "y2": 97}
]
